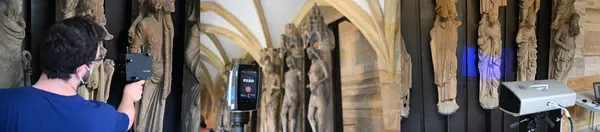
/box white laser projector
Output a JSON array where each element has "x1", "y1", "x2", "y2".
[{"x1": 499, "y1": 79, "x2": 576, "y2": 116}]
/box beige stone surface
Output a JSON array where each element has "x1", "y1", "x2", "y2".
[
  {"x1": 339, "y1": 20, "x2": 383, "y2": 132},
  {"x1": 583, "y1": 31, "x2": 600, "y2": 55},
  {"x1": 584, "y1": 56, "x2": 600, "y2": 75}
]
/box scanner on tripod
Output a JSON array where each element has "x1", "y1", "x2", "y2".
[
  {"x1": 120, "y1": 46, "x2": 153, "y2": 82},
  {"x1": 225, "y1": 64, "x2": 262, "y2": 132}
]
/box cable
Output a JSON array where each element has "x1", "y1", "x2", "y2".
[
  {"x1": 568, "y1": 117, "x2": 573, "y2": 132},
  {"x1": 547, "y1": 101, "x2": 573, "y2": 132}
]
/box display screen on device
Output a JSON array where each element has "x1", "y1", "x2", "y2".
[
  {"x1": 594, "y1": 82, "x2": 600, "y2": 102},
  {"x1": 238, "y1": 70, "x2": 258, "y2": 100}
]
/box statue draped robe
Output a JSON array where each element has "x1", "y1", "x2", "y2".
[{"x1": 131, "y1": 10, "x2": 174, "y2": 132}]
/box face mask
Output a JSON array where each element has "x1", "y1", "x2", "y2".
[{"x1": 78, "y1": 65, "x2": 93, "y2": 86}]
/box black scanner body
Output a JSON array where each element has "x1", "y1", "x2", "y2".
[{"x1": 120, "y1": 46, "x2": 153, "y2": 82}]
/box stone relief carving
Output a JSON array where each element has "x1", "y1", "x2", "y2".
[
  {"x1": 56, "y1": 0, "x2": 115, "y2": 102},
  {"x1": 182, "y1": 3, "x2": 202, "y2": 130},
  {"x1": 59, "y1": 0, "x2": 112, "y2": 40},
  {"x1": 478, "y1": 0, "x2": 505, "y2": 109},
  {"x1": 551, "y1": 0, "x2": 576, "y2": 30},
  {"x1": 303, "y1": 6, "x2": 335, "y2": 132},
  {"x1": 216, "y1": 63, "x2": 232, "y2": 132},
  {"x1": 76, "y1": 41, "x2": 114, "y2": 102},
  {"x1": 259, "y1": 48, "x2": 283, "y2": 132},
  {"x1": 430, "y1": 0, "x2": 461, "y2": 115},
  {"x1": 516, "y1": 0, "x2": 539, "y2": 81},
  {"x1": 552, "y1": 13, "x2": 580, "y2": 83},
  {"x1": 549, "y1": 0, "x2": 579, "y2": 83},
  {"x1": 280, "y1": 23, "x2": 304, "y2": 132},
  {"x1": 129, "y1": 0, "x2": 175, "y2": 131},
  {"x1": 0, "y1": 0, "x2": 31, "y2": 88}
]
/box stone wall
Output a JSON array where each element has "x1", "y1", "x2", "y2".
[
  {"x1": 562, "y1": 0, "x2": 600, "y2": 131},
  {"x1": 338, "y1": 21, "x2": 383, "y2": 132}
]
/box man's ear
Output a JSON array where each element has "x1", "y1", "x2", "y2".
[{"x1": 74, "y1": 64, "x2": 87, "y2": 77}]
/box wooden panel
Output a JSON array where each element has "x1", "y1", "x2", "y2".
[
  {"x1": 503, "y1": 0, "x2": 520, "y2": 131},
  {"x1": 332, "y1": 21, "x2": 344, "y2": 132},
  {"x1": 400, "y1": 0, "x2": 424, "y2": 131},
  {"x1": 29, "y1": 0, "x2": 56, "y2": 83},
  {"x1": 450, "y1": 0, "x2": 468, "y2": 131},
  {"x1": 104, "y1": 0, "x2": 131, "y2": 106},
  {"x1": 465, "y1": 0, "x2": 487, "y2": 131}
]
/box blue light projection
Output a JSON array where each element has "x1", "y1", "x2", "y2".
[{"x1": 460, "y1": 45, "x2": 516, "y2": 79}]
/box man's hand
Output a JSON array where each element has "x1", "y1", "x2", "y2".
[
  {"x1": 119, "y1": 80, "x2": 145, "y2": 130},
  {"x1": 123, "y1": 80, "x2": 145, "y2": 102}
]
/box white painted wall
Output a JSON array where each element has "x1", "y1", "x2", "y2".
[
  {"x1": 200, "y1": 33, "x2": 224, "y2": 62},
  {"x1": 261, "y1": 0, "x2": 306, "y2": 48}
]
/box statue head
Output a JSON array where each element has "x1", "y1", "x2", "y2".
[
  {"x1": 568, "y1": 13, "x2": 580, "y2": 37},
  {"x1": 148, "y1": 0, "x2": 175, "y2": 12},
  {"x1": 285, "y1": 57, "x2": 296, "y2": 69},
  {"x1": 165, "y1": 0, "x2": 176, "y2": 13},
  {"x1": 436, "y1": 5, "x2": 451, "y2": 22},
  {"x1": 285, "y1": 23, "x2": 296, "y2": 36},
  {"x1": 0, "y1": 0, "x2": 22, "y2": 18}
]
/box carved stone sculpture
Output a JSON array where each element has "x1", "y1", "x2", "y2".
[
  {"x1": 551, "y1": 0, "x2": 576, "y2": 30},
  {"x1": 280, "y1": 23, "x2": 304, "y2": 132},
  {"x1": 306, "y1": 47, "x2": 330, "y2": 132},
  {"x1": 551, "y1": 13, "x2": 580, "y2": 83},
  {"x1": 0, "y1": 0, "x2": 31, "y2": 88},
  {"x1": 478, "y1": 0, "x2": 505, "y2": 109},
  {"x1": 216, "y1": 63, "x2": 232, "y2": 132},
  {"x1": 57, "y1": 0, "x2": 115, "y2": 101},
  {"x1": 259, "y1": 48, "x2": 282, "y2": 132},
  {"x1": 517, "y1": 0, "x2": 539, "y2": 81},
  {"x1": 59, "y1": 0, "x2": 112, "y2": 40},
  {"x1": 280, "y1": 57, "x2": 302, "y2": 132},
  {"x1": 182, "y1": 12, "x2": 202, "y2": 132},
  {"x1": 75, "y1": 42, "x2": 114, "y2": 102},
  {"x1": 129, "y1": 0, "x2": 175, "y2": 131},
  {"x1": 303, "y1": 6, "x2": 335, "y2": 132},
  {"x1": 430, "y1": 0, "x2": 461, "y2": 115}
]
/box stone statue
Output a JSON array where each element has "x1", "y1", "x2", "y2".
[
  {"x1": 478, "y1": 0, "x2": 505, "y2": 109},
  {"x1": 76, "y1": 42, "x2": 114, "y2": 102},
  {"x1": 129, "y1": 0, "x2": 175, "y2": 131},
  {"x1": 551, "y1": 0, "x2": 576, "y2": 30},
  {"x1": 430, "y1": 0, "x2": 461, "y2": 115},
  {"x1": 57, "y1": 0, "x2": 115, "y2": 102},
  {"x1": 516, "y1": 0, "x2": 539, "y2": 81},
  {"x1": 280, "y1": 57, "x2": 302, "y2": 132},
  {"x1": 306, "y1": 47, "x2": 330, "y2": 132},
  {"x1": 0, "y1": 0, "x2": 31, "y2": 88},
  {"x1": 181, "y1": 1, "x2": 202, "y2": 131},
  {"x1": 182, "y1": 7, "x2": 202, "y2": 132},
  {"x1": 282, "y1": 24, "x2": 305, "y2": 59},
  {"x1": 280, "y1": 23, "x2": 304, "y2": 132},
  {"x1": 551, "y1": 13, "x2": 580, "y2": 83},
  {"x1": 58, "y1": 0, "x2": 112, "y2": 40},
  {"x1": 259, "y1": 48, "x2": 282, "y2": 132},
  {"x1": 303, "y1": 6, "x2": 335, "y2": 132},
  {"x1": 216, "y1": 63, "x2": 232, "y2": 132}
]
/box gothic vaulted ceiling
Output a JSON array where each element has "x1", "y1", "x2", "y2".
[{"x1": 198, "y1": 0, "x2": 387, "y2": 87}]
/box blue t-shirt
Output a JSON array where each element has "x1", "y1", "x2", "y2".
[{"x1": 0, "y1": 86, "x2": 129, "y2": 132}]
